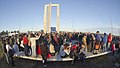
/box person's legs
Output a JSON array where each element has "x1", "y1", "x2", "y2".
[
  {"x1": 89, "y1": 43, "x2": 92, "y2": 52},
  {"x1": 5, "y1": 53, "x2": 9, "y2": 64},
  {"x1": 85, "y1": 44, "x2": 88, "y2": 52},
  {"x1": 53, "y1": 44, "x2": 57, "y2": 53},
  {"x1": 91, "y1": 42, "x2": 94, "y2": 52},
  {"x1": 107, "y1": 43, "x2": 111, "y2": 50},
  {"x1": 99, "y1": 44, "x2": 101, "y2": 52},
  {"x1": 57, "y1": 45, "x2": 60, "y2": 53},
  {"x1": 18, "y1": 44, "x2": 20, "y2": 51},
  {"x1": 103, "y1": 43, "x2": 106, "y2": 52},
  {"x1": 96, "y1": 49, "x2": 99, "y2": 54},
  {"x1": 31, "y1": 46, "x2": 34, "y2": 56},
  {"x1": 24, "y1": 45, "x2": 26, "y2": 55},
  {"x1": 112, "y1": 50, "x2": 115, "y2": 55},
  {"x1": 102, "y1": 43, "x2": 104, "y2": 51},
  {"x1": 91, "y1": 41, "x2": 95, "y2": 52},
  {"x1": 117, "y1": 48, "x2": 120, "y2": 54},
  {"x1": 41, "y1": 55, "x2": 47, "y2": 67},
  {"x1": 11, "y1": 56, "x2": 14, "y2": 66},
  {"x1": 71, "y1": 53, "x2": 76, "y2": 64},
  {"x1": 8, "y1": 55, "x2": 14, "y2": 66},
  {"x1": 79, "y1": 47, "x2": 85, "y2": 54},
  {"x1": 93, "y1": 50, "x2": 96, "y2": 54},
  {"x1": 24, "y1": 45, "x2": 29, "y2": 56},
  {"x1": 54, "y1": 44, "x2": 60, "y2": 54},
  {"x1": 80, "y1": 52, "x2": 86, "y2": 63},
  {"x1": 87, "y1": 44, "x2": 90, "y2": 52},
  {"x1": 33, "y1": 46, "x2": 36, "y2": 57},
  {"x1": 28, "y1": 46, "x2": 32, "y2": 56}
]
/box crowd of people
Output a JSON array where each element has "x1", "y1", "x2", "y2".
[{"x1": 1, "y1": 31, "x2": 120, "y2": 67}]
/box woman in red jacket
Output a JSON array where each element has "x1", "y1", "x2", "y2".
[
  {"x1": 107, "y1": 33, "x2": 112, "y2": 50},
  {"x1": 23, "y1": 34, "x2": 29, "y2": 56}
]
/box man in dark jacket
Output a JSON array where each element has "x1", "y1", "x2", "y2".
[{"x1": 87, "y1": 33, "x2": 92, "y2": 52}]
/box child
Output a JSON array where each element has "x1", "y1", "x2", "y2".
[{"x1": 93, "y1": 41, "x2": 100, "y2": 54}]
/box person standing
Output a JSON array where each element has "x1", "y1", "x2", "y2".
[
  {"x1": 2, "y1": 39, "x2": 9, "y2": 64},
  {"x1": 82, "y1": 34, "x2": 87, "y2": 52},
  {"x1": 91, "y1": 33, "x2": 96, "y2": 52},
  {"x1": 23, "y1": 34, "x2": 29, "y2": 56},
  {"x1": 107, "y1": 33, "x2": 112, "y2": 50},
  {"x1": 30, "y1": 34, "x2": 39, "y2": 57},
  {"x1": 94, "y1": 31, "x2": 101, "y2": 54},
  {"x1": 53, "y1": 34, "x2": 60, "y2": 54},
  {"x1": 86, "y1": 33, "x2": 92, "y2": 52},
  {"x1": 117, "y1": 40, "x2": 120, "y2": 54},
  {"x1": 102, "y1": 33, "x2": 108, "y2": 52},
  {"x1": 40, "y1": 41, "x2": 49, "y2": 67},
  {"x1": 78, "y1": 32, "x2": 83, "y2": 46},
  {"x1": 6, "y1": 42, "x2": 14, "y2": 66}
]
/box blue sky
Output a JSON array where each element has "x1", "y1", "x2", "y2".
[{"x1": 0, "y1": 0, "x2": 120, "y2": 35}]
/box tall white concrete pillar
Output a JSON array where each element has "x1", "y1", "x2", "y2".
[
  {"x1": 48, "y1": 3, "x2": 52, "y2": 33},
  {"x1": 57, "y1": 5, "x2": 60, "y2": 33},
  {"x1": 46, "y1": 5, "x2": 49, "y2": 33},
  {"x1": 43, "y1": 5, "x2": 47, "y2": 33},
  {"x1": 43, "y1": 3, "x2": 60, "y2": 33}
]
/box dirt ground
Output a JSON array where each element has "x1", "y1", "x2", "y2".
[{"x1": 0, "y1": 54, "x2": 119, "y2": 68}]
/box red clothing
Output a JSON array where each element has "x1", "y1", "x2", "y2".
[
  {"x1": 37, "y1": 46, "x2": 41, "y2": 55},
  {"x1": 108, "y1": 35, "x2": 112, "y2": 43},
  {"x1": 23, "y1": 36, "x2": 29, "y2": 45},
  {"x1": 54, "y1": 36, "x2": 58, "y2": 44},
  {"x1": 72, "y1": 45, "x2": 77, "y2": 50},
  {"x1": 112, "y1": 44, "x2": 115, "y2": 51}
]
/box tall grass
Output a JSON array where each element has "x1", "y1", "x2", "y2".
[{"x1": 0, "y1": 42, "x2": 4, "y2": 58}]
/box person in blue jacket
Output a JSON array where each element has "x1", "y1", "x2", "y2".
[{"x1": 102, "y1": 33, "x2": 108, "y2": 52}]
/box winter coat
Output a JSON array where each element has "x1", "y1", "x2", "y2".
[{"x1": 102, "y1": 34, "x2": 108, "y2": 44}]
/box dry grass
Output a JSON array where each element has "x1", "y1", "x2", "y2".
[{"x1": 0, "y1": 43, "x2": 4, "y2": 58}]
